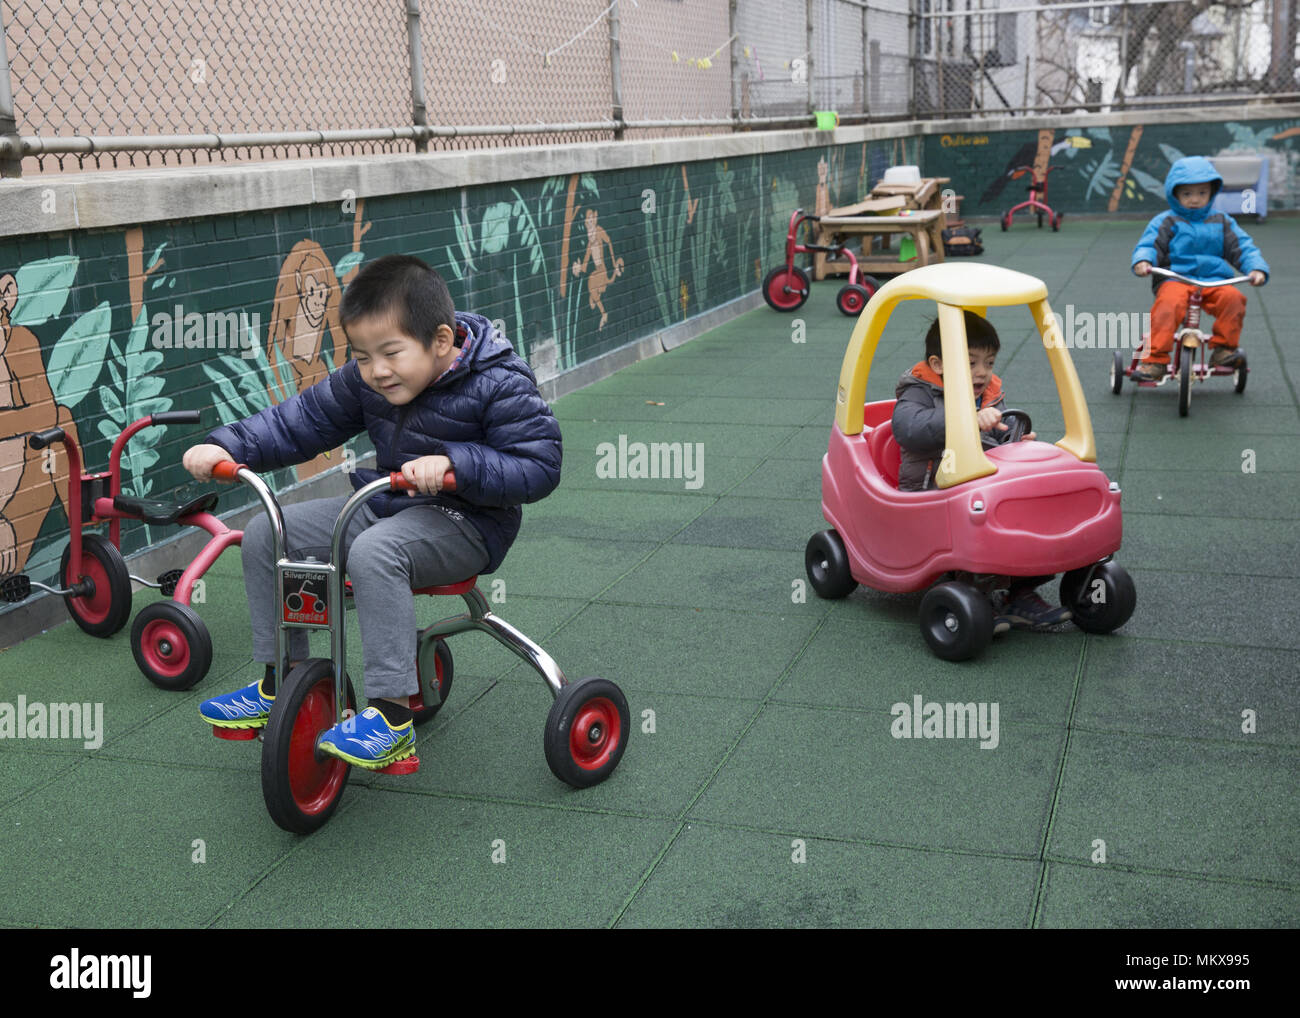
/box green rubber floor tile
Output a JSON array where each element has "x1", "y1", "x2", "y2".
[
  {"x1": 1124, "y1": 433, "x2": 1300, "y2": 472},
  {"x1": 1117, "y1": 469, "x2": 1297, "y2": 520},
  {"x1": 1076, "y1": 639, "x2": 1298, "y2": 746},
  {"x1": 730, "y1": 455, "x2": 823, "y2": 499},
  {"x1": 1120, "y1": 512, "x2": 1298, "y2": 578},
  {"x1": 0, "y1": 749, "x2": 86, "y2": 808},
  {"x1": 661, "y1": 396, "x2": 830, "y2": 428},
  {"x1": 211, "y1": 794, "x2": 675, "y2": 928},
  {"x1": 1118, "y1": 568, "x2": 1299, "y2": 649},
  {"x1": 560, "y1": 448, "x2": 757, "y2": 496},
  {"x1": 1047, "y1": 731, "x2": 1300, "y2": 884},
  {"x1": 524, "y1": 487, "x2": 709, "y2": 543},
  {"x1": 584, "y1": 369, "x2": 738, "y2": 396},
  {"x1": 600, "y1": 544, "x2": 832, "y2": 617},
  {"x1": 0, "y1": 757, "x2": 300, "y2": 927},
  {"x1": 765, "y1": 425, "x2": 835, "y2": 461},
  {"x1": 512, "y1": 602, "x2": 821, "y2": 699},
  {"x1": 558, "y1": 419, "x2": 797, "y2": 463},
  {"x1": 372, "y1": 682, "x2": 753, "y2": 816},
  {"x1": 691, "y1": 703, "x2": 1065, "y2": 855},
  {"x1": 1127, "y1": 402, "x2": 1300, "y2": 435},
  {"x1": 489, "y1": 535, "x2": 655, "y2": 601},
  {"x1": 671, "y1": 495, "x2": 827, "y2": 552},
  {"x1": 776, "y1": 614, "x2": 1083, "y2": 724},
  {"x1": 1036, "y1": 862, "x2": 1300, "y2": 929},
  {"x1": 684, "y1": 373, "x2": 836, "y2": 401},
  {"x1": 618, "y1": 823, "x2": 1040, "y2": 928},
  {"x1": 551, "y1": 392, "x2": 689, "y2": 423}
]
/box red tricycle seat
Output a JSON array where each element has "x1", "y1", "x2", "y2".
[
  {"x1": 866, "y1": 421, "x2": 902, "y2": 489},
  {"x1": 413, "y1": 577, "x2": 479, "y2": 597}
]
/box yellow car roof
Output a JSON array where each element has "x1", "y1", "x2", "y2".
[
  {"x1": 833, "y1": 263, "x2": 1095, "y2": 487},
  {"x1": 872, "y1": 262, "x2": 1049, "y2": 306}
]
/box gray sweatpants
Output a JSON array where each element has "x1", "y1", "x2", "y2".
[{"x1": 242, "y1": 495, "x2": 489, "y2": 698}]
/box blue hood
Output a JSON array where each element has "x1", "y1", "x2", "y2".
[{"x1": 1165, "y1": 156, "x2": 1223, "y2": 221}]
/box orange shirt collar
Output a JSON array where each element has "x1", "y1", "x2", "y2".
[{"x1": 909, "y1": 360, "x2": 1003, "y2": 405}]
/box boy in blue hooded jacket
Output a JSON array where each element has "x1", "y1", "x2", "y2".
[
  {"x1": 183, "y1": 255, "x2": 562, "y2": 769},
  {"x1": 1130, "y1": 155, "x2": 1268, "y2": 380}
]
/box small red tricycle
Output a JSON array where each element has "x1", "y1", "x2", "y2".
[
  {"x1": 0, "y1": 411, "x2": 240, "y2": 690},
  {"x1": 1000, "y1": 165, "x2": 1063, "y2": 232},
  {"x1": 207, "y1": 460, "x2": 631, "y2": 834},
  {"x1": 1111, "y1": 266, "x2": 1250, "y2": 417},
  {"x1": 763, "y1": 208, "x2": 881, "y2": 316}
]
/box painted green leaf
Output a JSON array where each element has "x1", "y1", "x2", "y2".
[
  {"x1": 203, "y1": 364, "x2": 251, "y2": 421},
  {"x1": 11, "y1": 256, "x2": 79, "y2": 327},
  {"x1": 146, "y1": 242, "x2": 168, "y2": 271},
  {"x1": 270, "y1": 340, "x2": 296, "y2": 403},
  {"x1": 47, "y1": 302, "x2": 111, "y2": 409},
  {"x1": 136, "y1": 351, "x2": 163, "y2": 374},
  {"x1": 481, "y1": 202, "x2": 513, "y2": 254},
  {"x1": 98, "y1": 419, "x2": 118, "y2": 443},
  {"x1": 99, "y1": 385, "x2": 126, "y2": 422},
  {"x1": 108, "y1": 360, "x2": 124, "y2": 391},
  {"x1": 131, "y1": 375, "x2": 166, "y2": 402},
  {"x1": 1158, "y1": 143, "x2": 1186, "y2": 166},
  {"x1": 134, "y1": 448, "x2": 160, "y2": 471},
  {"x1": 136, "y1": 397, "x2": 170, "y2": 418},
  {"x1": 336, "y1": 251, "x2": 364, "y2": 279}
]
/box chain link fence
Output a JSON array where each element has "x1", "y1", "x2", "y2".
[{"x1": 0, "y1": 0, "x2": 1295, "y2": 175}]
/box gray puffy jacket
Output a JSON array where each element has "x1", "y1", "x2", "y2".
[{"x1": 891, "y1": 368, "x2": 1008, "y2": 491}]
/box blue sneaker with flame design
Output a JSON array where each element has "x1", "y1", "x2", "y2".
[
  {"x1": 199, "y1": 679, "x2": 274, "y2": 729},
  {"x1": 316, "y1": 706, "x2": 415, "y2": 770}
]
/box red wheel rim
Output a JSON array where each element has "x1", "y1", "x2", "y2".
[
  {"x1": 140, "y1": 618, "x2": 190, "y2": 677},
  {"x1": 66, "y1": 552, "x2": 112, "y2": 624},
  {"x1": 766, "y1": 270, "x2": 804, "y2": 310},
  {"x1": 288, "y1": 679, "x2": 348, "y2": 815},
  {"x1": 842, "y1": 291, "x2": 865, "y2": 313},
  {"x1": 431, "y1": 651, "x2": 445, "y2": 699},
  {"x1": 569, "y1": 696, "x2": 621, "y2": 771}
]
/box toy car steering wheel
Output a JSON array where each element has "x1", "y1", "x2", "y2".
[{"x1": 1000, "y1": 408, "x2": 1032, "y2": 443}]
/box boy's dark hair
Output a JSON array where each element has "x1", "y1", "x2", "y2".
[
  {"x1": 924, "y1": 310, "x2": 1000, "y2": 361},
  {"x1": 339, "y1": 254, "x2": 455, "y2": 348}
]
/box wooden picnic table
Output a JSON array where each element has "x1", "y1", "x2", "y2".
[{"x1": 813, "y1": 208, "x2": 946, "y2": 279}]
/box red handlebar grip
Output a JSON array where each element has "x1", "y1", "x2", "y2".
[
  {"x1": 389, "y1": 470, "x2": 457, "y2": 492},
  {"x1": 212, "y1": 461, "x2": 246, "y2": 482}
]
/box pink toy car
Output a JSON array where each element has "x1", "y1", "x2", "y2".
[{"x1": 805, "y1": 263, "x2": 1136, "y2": 660}]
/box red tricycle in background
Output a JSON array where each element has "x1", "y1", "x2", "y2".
[
  {"x1": 763, "y1": 208, "x2": 881, "y2": 316},
  {"x1": 804, "y1": 263, "x2": 1135, "y2": 661},
  {"x1": 1000, "y1": 165, "x2": 1063, "y2": 232},
  {"x1": 0, "y1": 411, "x2": 239, "y2": 690}
]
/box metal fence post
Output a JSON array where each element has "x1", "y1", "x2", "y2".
[
  {"x1": 610, "y1": 0, "x2": 625, "y2": 139},
  {"x1": 1116, "y1": 0, "x2": 1128, "y2": 110},
  {"x1": 729, "y1": 0, "x2": 739, "y2": 127},
  {"x1": 0, "y1": 5, "x2": 21, "y2": 177},
  {"x1": 807, "y1": 0, "x2": 815, "y2": 117},
  {"x1": 862, "y1": 0, "x2": 870, "y2": 120},
  {"x1": 908, "y1": 0, "x2": 918, "y2": 118},
  {"x1": 406, "y1": 0, "x2": 429, "y2": 153}
]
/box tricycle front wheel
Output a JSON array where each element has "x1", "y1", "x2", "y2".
[
  {"x1": 762, "y1": 266, "x2": 811, "y2": 312},
  {"x1": 61, "y1": 534, "x2": 131, "y2": 637},
  {"x1": 261, "y1": 659, "x2": 357, "y2": 835}
]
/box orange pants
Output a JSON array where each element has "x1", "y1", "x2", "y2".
[{"x1": 1145, "y1": 280, "x2": 1246, "y2": 365}]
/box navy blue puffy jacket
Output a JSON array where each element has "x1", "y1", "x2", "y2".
[{"x1": 205, "y1": 312, "x2": 562, "y2": 573}]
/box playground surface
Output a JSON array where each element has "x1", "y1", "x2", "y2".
[{"x1": 1, "y1": 216, "x2": 1297, "y2": 928}]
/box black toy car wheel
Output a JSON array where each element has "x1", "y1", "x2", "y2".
[
  {"x1": 1110, "y1": 352, "x2": 1125, "y2": 394},
  {"x1": 1179, "y1": 348, "x2": 1193, "y2": 416},
  {"x1": 918, "y1": 582, "x2": 994, "y2": 661},
  {"x1": 1234, "y1": 355, "x2": 1248, "y2": 394},
  {"x1": 1060, "y1": 561, "x2": 1136, "y2": 634},
  {"x1": 805, "y1": 530, "x2": 857, "y2": 599}
]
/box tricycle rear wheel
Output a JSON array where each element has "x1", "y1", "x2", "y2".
[
  {"x1": 412, "y1": 637, "x2": 453, "y2": 725},
  {"x1": 261, "y1": 659, "x2": 357, "y2": 835},
  {"x1": 1110, "y1": 352, "x2": 1124, "y2": 395},
  {"x1": 918, "y1": 582, "x2": 993, "y2": 661}
]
